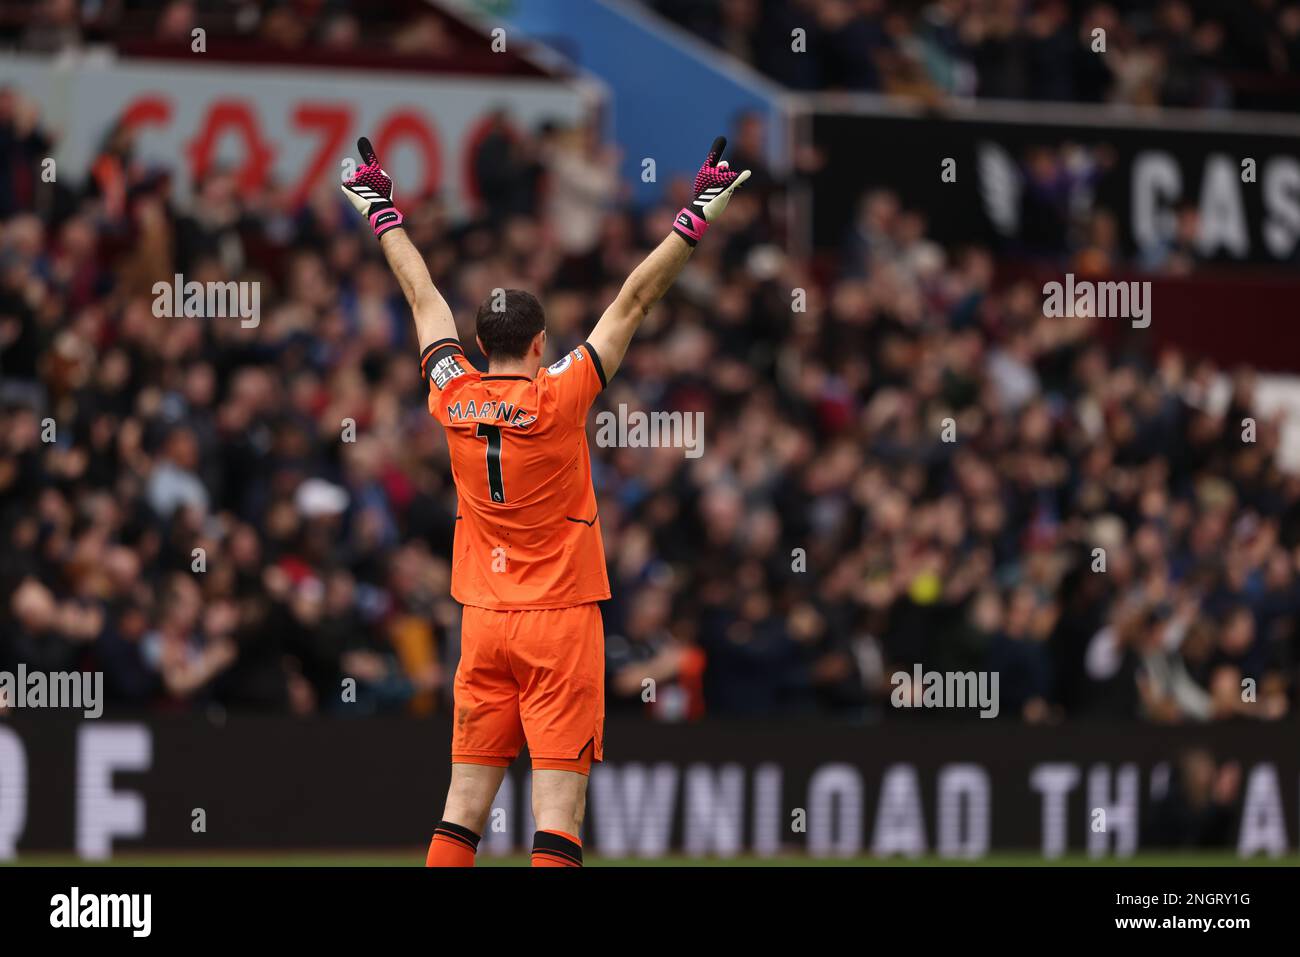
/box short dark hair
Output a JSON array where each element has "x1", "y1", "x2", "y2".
[{"x1": 475, "y1": 288, "x2": 546, "y2": 360}]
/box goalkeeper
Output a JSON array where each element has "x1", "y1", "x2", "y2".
[{"x1": 342, "y1": 134, "x2": 749, "y2": 867}]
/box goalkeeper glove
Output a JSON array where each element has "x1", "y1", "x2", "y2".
[
  {"x1": 672, "y1": 136, "x2": 752, "y2": 247},
  {"x1": 341, "y1": 137, "x2": 404, "y2": 239}
]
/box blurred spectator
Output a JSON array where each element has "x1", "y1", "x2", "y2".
[
  {"x1": 543, "y1": 121, "x2": 621, "y2": 271},
  {"x1": 20, "y1": 0, "x2": 84, "y2": 54},
  {"x1": 1146, "y1": 749, "x2": 1240, "y2": 848},
  {"x1": 472, "y1": 110, "x2": 539, "y2": 224}
]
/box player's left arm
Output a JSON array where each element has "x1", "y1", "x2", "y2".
[
  {"x1": 588, "y1": 136, "x2": 750, "y2": 381},
  {"x1": 342, "y1": 137, "x2": 457, "y2": 354}
]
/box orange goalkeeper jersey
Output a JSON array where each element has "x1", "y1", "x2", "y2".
[{"x1": 421, "y1": 338, "x2": 611, "y2": 610}]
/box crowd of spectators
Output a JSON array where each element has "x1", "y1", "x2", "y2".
[
  {"x1": 9, "y1": 1, "x2": 1300, "y2": 112},
  {"x1": 7, "y1": 0, "x2": 504, "y2": 56},
  {"x1": 1, "y1": 57, "x2": 1297, "y2": 725},
  {"x1": 645, "y1": 0, "x2": 1300, "y2": 111}
]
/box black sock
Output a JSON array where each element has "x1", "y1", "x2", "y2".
[
  {"x1": 434, "y1": 820, "x2": 482, "y2": 853},
  {"x1": 531, "y1": 829, "x2": 583, "y2": 867}
]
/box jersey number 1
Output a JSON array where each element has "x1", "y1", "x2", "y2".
[{"x1": 475, "y1": 423, "x2": 506, "y2": 503}]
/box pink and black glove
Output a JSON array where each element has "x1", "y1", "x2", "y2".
[
  {"x1": 672, "y1": 136, "x2": 752, "y2": 247},
  {"x1": 341, "y1": 137, "x2": 404, "y2": 239}
]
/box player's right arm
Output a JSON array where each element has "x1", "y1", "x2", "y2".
[
  {"x1": 588, "y1": 136, "x2": 750, "y2": 381},
  {"x1": 377, "y1": 227, "x2": 457, "y2": 354},
  {"x1": 341, "y1": 137, "x2": 457, "y2": 354}
]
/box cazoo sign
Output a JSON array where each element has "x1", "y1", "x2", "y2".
[{"x1": 1, "y1": 54, "x2": 591, "y2": 216}]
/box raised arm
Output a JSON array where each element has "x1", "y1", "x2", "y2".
[
  {"x1": 588, "y1": 234, "x2": 693, "y2": 378},
  {"x1": 377, "y1": 228, "x2": 457, "y2": 352},
  {"x1": 588, "y1": 136, "x2": 750, "y2": 381},
  {"x1": 342, "y1": 138, "x2": 457, "y2": 352}
]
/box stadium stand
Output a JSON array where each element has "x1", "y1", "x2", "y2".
[
  {"x1": 0, "y1": 0, "x2": 1295, "y2": 730},
  {"x1": 640, "y1": 0, "x2": 1300, "y2": 111}
]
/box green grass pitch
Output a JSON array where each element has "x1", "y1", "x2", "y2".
[{"x1": 6, "y1": 851, "x2": 1297, "y2": 867}]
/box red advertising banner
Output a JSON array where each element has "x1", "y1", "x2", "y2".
[{"x1": 2, "y1": 54, "x2": 596, "y2": 215}]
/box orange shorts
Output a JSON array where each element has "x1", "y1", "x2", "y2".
[{"x1": 452, "y1": 602, "x2": 605, "y2": 775}]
